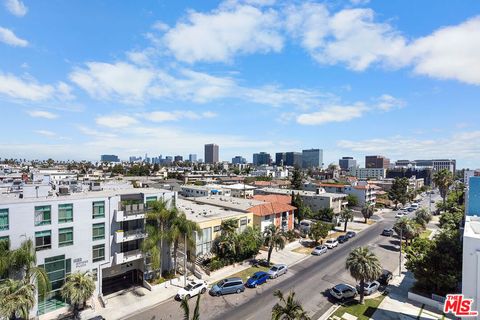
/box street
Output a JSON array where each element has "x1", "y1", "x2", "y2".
[{"x1": 123, "y1": 209, "x2": 410, "y2": 320}]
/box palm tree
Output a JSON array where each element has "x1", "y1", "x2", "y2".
[
  {"x1": 220, "y1": 219, "x2": 238, "y2": 235},
  {"x1": 180, "y1": 294, "x2": 201, "y2": 320},
  {"x1": 0, "y1": 279, "x2": 36, "y2": 320},
  {"x1": 61, "y1": 272, "x2": 95, "y2": 319},
  {"x1": 271, "y1": 290, "x2": 310, "y2": 320},
  {"x1": 345, "y1": 247, "x2": 382, "y2": 304},
  {"x1": 361, "y1": 205, "x2": 374, "y2": 224},
  {"x1": 340, "y1": 208, "x2": 354, "y2": 232},
  {"x1": 170, "y1": 211, "x2": 201, "y2": 274},
  {"x1": 433, "y1": 169, "x2": 453, "y2": 206},
  {"x1": 264, "y1": 225, "x2": 286, "y2": 265}
]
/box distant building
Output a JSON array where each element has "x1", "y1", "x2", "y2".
[
  {"x1": 174, "y1": 155, "x2": 183, "y2": 162},
  {"x1": 275, "y1": 152, "x2": 286, "y2": 166},
  {"x1": 129, "y1": 156, "x2": 142, "y2": 163},
  {"x1": 165, "y1": 156, "x2": 173, "y2": 164},
  {"x1": 386, "y1": 167, "x2": 433, "y2": 186},
  {"x1": 339, "y1": 157, "x2": 357, "y2": 171},
  {"x1": 253, "y1": 152, "x2": 271, "y2": 166},
  {"x1": 285, "y1": 152, "x2": 302, "y2": 167},
  {"x1": 349, "y1": 167, "x2": 386, "y2": 179},
  {"x1": 365, "y1": 155, "x2": 390, "y2": 169},
  {"x1": 204, "y1": 144, "x2": 219, "y2": 164},
  {"x1": 189, "y1": 154, "x2": 197, "y2": 163},
  {"x1": 101, "y1": 154, "x2": 119, "y2": 162},
  {"x1": 414, "y1": 159, "x2": 456, "y2": 174},
  {"x1": 232, "y1": 156, "x2": 247, "y2": 165},
  {"x1": 302, "y1": 149, "x2": 323, "y2": 168}
]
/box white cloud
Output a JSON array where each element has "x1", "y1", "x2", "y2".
[
  {"x1": 4, "y1": 0, "x2": 27, "y2": 17},
  {"x1": 34, "y1": 130, "x2": 55, "y2": 137},
  {"x1": 296, "y1": 104, "x2": 367, "y2": 125},
  {"x1": 375, "y1": 94, "x2": 405, "y2": 111},
  {"x1": 69, "y1": 62, "x2": 154, "y2": 103},
  {"x1": 0, "y1": 72, "x2": 54, "y2": 101},
  {"x1": 145, "y1": 110, "x2": 218, "y2": 122},
  {"x1": 0, "y1": 27, "x2": 28, "y2": 47},
  {"x1": 350, "y1": 0, "x2": 370, "y2": 5},
  {"x1": 27, "y1": 110, "x2": 58, "y2": 119},
  {"x1": 162, "y1": 4, "x2": 283, "y2": 63},
  {"x1": 95, "y1": 115, "x2": 139, "y2": 128}
]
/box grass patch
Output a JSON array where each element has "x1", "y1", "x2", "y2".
[
  {"x1": 332, "y1": 294, "x2": 387, "y2": 320},
  {"x1": 292, "y1": 246, "x2": 314, "y2": 255},
  {"x1": 420, "y1": 229, "x2": 433, "y2": 239},
  {"x1": 225, "y1": 265, "x2": 271, "y2": 282}
]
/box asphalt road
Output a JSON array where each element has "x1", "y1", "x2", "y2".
[{"x1": 123, "y1": 209, "x2": 407, "y2": 320}]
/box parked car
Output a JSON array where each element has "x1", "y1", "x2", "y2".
[
  {"x1": 267, "y1": 264, "x2": 288, "y2": 278},
  {"x1": 407, "y1": 207, "x2": 415, "y2": 212},
  {"x1": 209, "y1": 277, "x2": 244, "y2": 296},
  {"x1": 337, "y1": 235, "x2": 348, "y2": 243},
  {"x1": 382, "y1": 228, "x2": 394, "y2": 236},
  {"x1": 378, "y1": 270, "x2": 393, "y2": 285},
  {"x1": 330, "y1": 284, "x2": 357, "y2": 301},
  {"x1": 245, "y1": 271, "x2": 269, "y2": 288},
  {"x1": 357, "y1": 281, "x2": 380, "y2": 295},
  {"x1": 395, "y1": 212, "x2": 406, "y2": 218},
  {"x1": 176, "y1": 280, "x2": 208, "y2": 300},
  {"x1": 325, "y1": 238, "x2": 338, "y2": 249},
  {"x1": 346, "y1": 231, "x2": 356, "y2": 238},
  {"x1": 311, "y1": 245, "x2": 328, "y2": 256}
]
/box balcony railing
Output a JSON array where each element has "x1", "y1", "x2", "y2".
[
  {"x1": 115, "y1": 229, "x2": 147, "y2": 243},
  {"x1": 115, "y1": 249, "x2": 143, "y2": 264},
  {"x1": 115, "y1": 203, "x2": 150, "y2": 222}
]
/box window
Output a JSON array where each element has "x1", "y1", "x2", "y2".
[
  {"x1": 35, "y1": 206, "x2": 51, "y2": 226},
  {"x1": 146, "y1": 196, "x2": 157, "y2": 207},
  {"x1": 35, "y1": 230, "x2": 52, "y2": 251},
  {"x1": 213, "y1": 225, "x2": 221, "y2": 232},
  {"x1": 92, "y1": 244, "x2": 105, "y2": 262},
  {"x1": 91, "y1": 268, "x2": 98, "y2": 281},
  {"x1": 264, "y1": 215, "x2": 271, "y2": 220},
  {"x1": 92, "y1": 201, "x2": 105, "y2": 219},
  {"x1": 58, "y1": 227, "x2": 73, "y2": 247},
  {"x1": 0, "y1": 209, "x2": 8, "y2": 231},
  {"x1": 92, "y1": 223, "x2": 105, "y2": 241},
  {"x1": 240, "y1": 218, "x2": 247, "y2": 226},
  {"x1": 58, "y1": 204, "x2": 73, "y2": 223}
]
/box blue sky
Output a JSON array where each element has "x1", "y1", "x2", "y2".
[{"x1": 1, "y1": 0, "x2": 480, "y2": 168}]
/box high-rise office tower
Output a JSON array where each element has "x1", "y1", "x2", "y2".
[{"x1": 204, "y1": 144, "x2": 219, "y2": 164}]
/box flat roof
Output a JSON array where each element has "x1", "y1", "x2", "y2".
[
  {"x1": 464, "y1": 216, "x2": 480, "y2": 239},
  {"x1": 221, "y1": 183, "x2": 256, "y2": 190},
  {"x1": 192, "y1": 195, "x2": 265, "y2": 211},
  {"x1": 176, "y1": 198, "x2": 250, "y2": 223},
  {"x1": 259, "y1": 187, "x2": 347, "y2": 199}
]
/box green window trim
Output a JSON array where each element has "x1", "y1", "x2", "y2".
[
  {"x1": 92, "y1": 244, "x2": 105, "y2": 262},
  {"x1": 35, "y1": 230, "x2": 52, "y2": 251},
  {"x1": 35, "y1": 205, "x2": 51, "y2": 226},
  {"x1": 92, "y1": 223, "x2": 105, "y2": 241},
  {"x1": 0, "y1": 209, "x2": 8, "y2": 231},
  {"x1": 92, "y1": 201, "x2": 105, "y2": 219},
  {"x1": 58, "y1": 227, "x2": 73, "y2": 247},
  {"x1": 58, "y1": 204, "x2": 73, "y2": 223}
]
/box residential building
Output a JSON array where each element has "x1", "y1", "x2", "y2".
[
  {"x1": 349, "y1": 167, "x2": 386, "y2": 179},
  {"x1": 339, "y1": 157, "x2": 357, "y2": 171},
  {"x1": 0, "y1": 185, "x2": 175, "y2": 317},
  {"x1": 319, "y1": 182, "x2": 378, "y2": 207},
  {"x1": 204, "y1": 144, "x2": 219, "y2": 164},
  {"x1": 386, "y1": 167, "x2": 433, "y2": 186},
  {"x1": 467, "y1": 176, "x2": 480, "y2": 216},
  {"x1": 100, "y1": 154, "x2": 119, "y2": 162},
  {"x1": 252, "y1": 152, "x2": 272, "y2": 166},
  {"x1": 251, "y1": 166, "x2": 289, "y2": 179},
  {"x1": 285, "y1": 152, "x2": 302, "y2": 167},
  {"x1": 174, "y1": 155, "x2": 183, "y2": 162},
  {"x1": 365, "y1": 155, "x2": 390, "y2": 169},
  {"x1": 231, "y1": 156, "x2": 247, "y2": 165},
  {"x1": 462, "y1": 215, "x2": 480, "y2": 317},
  {"x1": 222, "y1": 183, "x2": 256, "y2": 198},
  {"x1": 189, "y1": 154, "x2": 197, "y2": 163},
  {"x1": 302, "y1": 149, "x2": 323, "y2": 168},
  {"x1": 414, "y1": 159, "x2": 456, "y2": 174},
  {"x1": 275, "y1": 152, "x2": 286, "y2": 166},
  {"x1": 369, "y1": 177, "x2": 424, "y2": 192},
  {"x1": 180, "y1": 184, "x2": 230, "y2": 198}
]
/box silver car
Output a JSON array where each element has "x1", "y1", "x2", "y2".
[
  {"x1": 330, "y1": 284, "x2": 357, "y2": 301},
  {"x1": 267, "y1": 264, "x2": 288, "y2": 278},
  {"x1": 312, "y1": 245, "x2": 327, "y2": 256},
  {"x1": 357, "y1": 281, "x2": 380, "y2": 295}
]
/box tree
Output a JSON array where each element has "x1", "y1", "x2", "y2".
[
  {"x1": 394, "y1": 217, "x2": 421, "y2": 246},
  {"x1": 345, "y1": 247, "x2": 382, "y2": 304},
  {"x1": 346, "y1": 194, "x2": 358, "y2": 208},
  {"x1": 414, "y1": 208, "x2": 432, "y2": 228},
  {"x1": 238, "y1": 226, "x2": 264, "y2": 260},
  {"x1": 271, "y1": 290, "x2": 310, "y2": 320},
  {"x1": 212, "y1": 219, "x2": 240, "y2": 262},
  {"x1": 317, "y1": 208, "x2": 334, "y2": 222},
  {"x1": 180, "y1": 294, "x2": 201, "y2": 320},
  {"x1": 264, "y1": 225, "x2": 286, "y2": 265},
  {"x1": 388, "y1": 178, "x2": 409, "y2": 209},
  {"x1": 170, "y1": 211, "x2": 201, "y2": 274},
  {"x1": 61, "y1": 272, "x2": 95, "y2": 319},
  {"x1": 433, "y1": 169, "x2": 453, "y2": 206},
  {"x1": 291, "y1": 166, "x2": 303, "y2": 190},
  {"x1": 0, "y1": 279, "x2": 35, "y2": 320},
  {"x1": 340, "y1": 208, "x2": 354, "y2": 232},
  {"x1": 439, "y1": 210, "x2": 464, "y2": 230},
  {"x1": 309, "y1": 221, "x2": 331, "y2": 244},
  {"x1": 361, "y1": 205, "x2": 374, "y2": 224}
]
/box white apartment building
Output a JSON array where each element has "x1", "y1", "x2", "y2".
[
  {"x1": 0, "y1": 185, "x2": 175, "y2": 317},
  {"x1": 180, "y1": 184, "x2": 230, "y2": 197},
  {"x1": 349, "y1": 167, "x2": 386, "y2": 179},
  {"x1": 221, "y1": 183, "x2": 256, "y2": 198},
  {"x1": 319, "y1": 182, "x2": 378, "y2": 207},
  {"x1": 462, "y1": 215, "x2": 480, "y2": 318}
]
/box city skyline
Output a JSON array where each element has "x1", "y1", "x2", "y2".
[{"x1": 1, "y1": 1, "x2": 479, "y2": 167}]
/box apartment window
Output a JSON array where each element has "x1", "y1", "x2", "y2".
[
  {"x1": 0, "y1": 209, "x2": 8, "y2": 231},
  {"x1": 92, "y1": 244, "x2": 105, "y2": 262},
  {"x1": 264, "y1": 215, "x2": 271, "y2": 220},
  {"x1": 91, "y1": 268, "x2": 98, "y2": 281},
  {"x1": 35, "y1": 230, "x2": 52, "y2": 251},
  {"x1": 92, "y1": 223, "x2": 105, "y2": 241},
  {"x1": 58, "y1": 204, "x2": 73, "y2": 223},
  {"x1": 58, "y1": 227, "x2": 73, "y2": 247},
  {"x1": 146, "y1": 196, "x2": 157, "y2": 208},
  {"x1": 35, "y1": 205, "x2": 51, "y2": 226},
  {"x1": 213, "y1": 225, "x2": 221, "y2": 232},
  {"x1": 92, "y1": 201, "x2": 105, "y2": 219}
]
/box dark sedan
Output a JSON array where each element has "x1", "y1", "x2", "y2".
[{"x1": 337, "y1": 235, "x2": 348, "y2": 243}]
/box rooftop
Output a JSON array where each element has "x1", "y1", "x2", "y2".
[
  {"x1": 192, "y1": 195, "x2": 265, "y2": 211},
  {"x1": 259, "y1": 187, "x2": 347, "y2": 199},
  {"x1": 464, "y1": 215, "x2": 480, "y2": 239},
  {"x1": 176, "y1": 198, "x2": 251, "y2": 223},
  {"x1": 221, "y1": 183, "x2": 256, "y2": 190},
  {"x1": 253, "y1": 194, "x2": 292, "y2": 205}
]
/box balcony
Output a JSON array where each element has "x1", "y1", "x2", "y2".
[
  {"x1": 115, "y1": 203, "x2": 149, "y2": 222},
  {"x1": 115, "y1": 229, "x2": 147, "y2": 243},
  {"x1": 115, "y1": 249, "x2": 143, "y2": 264}
]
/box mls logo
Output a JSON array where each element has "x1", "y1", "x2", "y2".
[{"x1": 443, "y1": 294, "x2": 478, "y2": 317}]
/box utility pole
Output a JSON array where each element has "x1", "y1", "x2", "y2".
[{"x1": 399, "y1": 228, "x2": 402, "y2": 277}]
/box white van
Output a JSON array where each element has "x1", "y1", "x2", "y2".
[{"x1": 411, "y1": 203, "x2": 419, "y2": 209}]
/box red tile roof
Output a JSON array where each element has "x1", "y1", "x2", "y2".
[
  {"x1": 253, "y1": 194, "x2": 292, "y2": 205},
  {"x1": 248, "y1": 202, "x2": 297, "y2": 216},
  {"x1": 318, "y1": 183, "x2": 347, "y2": 188}
]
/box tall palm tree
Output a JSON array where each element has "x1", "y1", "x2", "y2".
[
  {"x1": 180, "y1": 294, "x2": 201, "y2": 320},
  {"x1": 220, "y1": 219, "x2": 238, "y2": 235},
  {"x1": 271, "y1": 290, "x2": 310, "y2": 320},
  {"x1": 345, "y1": 247, "x2": 382, "y2": 304},
  {"x1": 340, "y1": 208, "x2": 354, "y2": 232},
  {"x1": 361, "y1": 205, "x2": 374, "y2": 224},
  {"x1": 0, "y1": 278, "x2": 36, "y2": 320},
  {"x1": 61, "y1": 272, "x2": 95, "y2": 319},
  {"x1": 263, "y1": 225, "x2": 286, "y2": 265},
  {"x1": 433, "y1": 169, "x2": 453, "y2": 206},
  {"x1": 170, "y1": 211, "x2": 201, "y2": 274}
]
